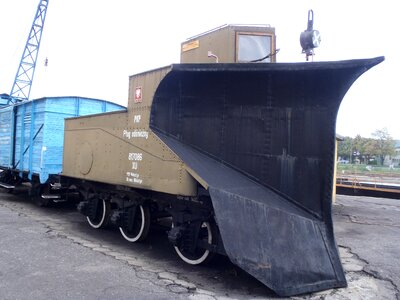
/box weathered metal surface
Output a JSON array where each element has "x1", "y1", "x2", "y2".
[
  {"x1": 180, "y1": 24, "x2": 276, "y2": 63},
  {"x1": 149, "y1": 57, "x2": 384, "y2": 295},
  {"x1": 62, "y1": 67, "x2": 197, "y2": 196}
]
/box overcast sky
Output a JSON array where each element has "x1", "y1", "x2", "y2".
[{"x1": 0, "y1": 0, "x2": 398, "y2": 139}]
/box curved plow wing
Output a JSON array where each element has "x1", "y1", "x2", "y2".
[{"x1": 150, "y1": 57, "x2": 383, "y2": 296}]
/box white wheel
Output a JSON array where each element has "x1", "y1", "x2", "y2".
[
  {"x1": 86, "y1": 198, "x2": 109, "y2": 229},
  {"x1": 174, "y1": 221, "x2": 214, "y2": 265},
  {"x1": 119, "y1": 205, "x2": 150, "y2": 242}
]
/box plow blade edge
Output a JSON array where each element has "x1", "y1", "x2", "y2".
[{"x1": 150, "y1": 58, "x2": 383, "y2": 296}]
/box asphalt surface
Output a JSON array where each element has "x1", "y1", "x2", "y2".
[
  {"x1": 0, "y1": 189, "x2": 399, "y2": 300},
  {"x1": 331, "y1": 195, "x2": 400, "y2": 300}
]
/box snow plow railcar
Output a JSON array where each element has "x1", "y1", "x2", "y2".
[{"x1": 60, "y1": 25, "x2": 383, "y2": 296}]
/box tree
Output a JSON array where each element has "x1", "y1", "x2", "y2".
[
  {"x1": 363, "y1": 137, "x2": 378, "y2": 163},
  {"x1": 352, "y1": 134, "x2": 366, "y2": 163},
  {"x1": 338, "y1": 135, "x2": 366, "y2": 163},
  {"x1": 338, "y1": 136, "x2": 353, "y2": 161},
  {"x1": 337, "y1": 129, "x2": 396, "y2": 165},
  {"x1": 370, "y1": 128, "x2": 396, "y2": 165}
]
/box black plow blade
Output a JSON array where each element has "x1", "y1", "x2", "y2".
[{"x1": 150, "y1": 57, "x2": 384, "y2": 296}]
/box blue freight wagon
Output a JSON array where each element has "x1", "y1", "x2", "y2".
[{"x1": 0, "y1": 96, "x2": 125, "y2": 194}]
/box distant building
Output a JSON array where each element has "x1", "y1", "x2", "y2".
[
  {"x1": 393, "y1": 141, "x2": 400, "y2": 167},
  {"x1": 385, "y1": 140, "x2": 400, "y2": 167}
]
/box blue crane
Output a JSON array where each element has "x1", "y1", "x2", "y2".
[{"x1": 6, "y1": 0, "x2": 49, "y2": 104}]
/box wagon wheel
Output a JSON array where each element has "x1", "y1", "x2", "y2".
[
  {"x1": 119, "y1": 204, "x2": 151, "y2": 242},
  {"x1": 173, "y1": 221, "x2": 215, "y2": 265},
  {"x1": 86, "y1": 191, "x2": 110, "y2": 229}
]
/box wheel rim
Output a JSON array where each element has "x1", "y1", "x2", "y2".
[
  {"x1": 174, "y1": 221, "x2": 213, "y2": 265},
  {"x1": 119, "y1": 205, "x2": 150, "y2": 242},
  {"x1": 86, "y1": 199, "x2": 107, "y2": 229}
]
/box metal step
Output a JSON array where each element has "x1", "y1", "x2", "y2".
[
  {"x1": 0, "y1": 182, "x2": 15, "y2": 189},
  {"x1": 41, "y1": 194, "x2": 61, "y2": 200}
]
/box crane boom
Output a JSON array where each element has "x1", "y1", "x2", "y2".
[{"x1": 9, "y1": 0, "x2": 49, "y2": 104}]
